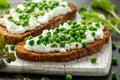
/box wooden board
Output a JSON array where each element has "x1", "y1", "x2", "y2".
[{"x1": 0, "y1": 37, "x2": 111, "y2": 76}]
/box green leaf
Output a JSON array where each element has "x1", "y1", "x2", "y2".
[
  {"x1": 0, "y1": 0, "x2": 10, "y2": 8},
  {"x1": 92, "y1": 0, "x2": 119, "y2": 20},
  {"x1": 7, "y1": 53, "x2": 16, "y2": 62},
  {"x1": 78, "y1": 8, "x2": 120, "y2": 34},
  {"x1": 0, "y1": 50, "x2": 6, "y2": 56},
  {"x1": 0, "y1": 35, "x2": 5, "y2": 49}
]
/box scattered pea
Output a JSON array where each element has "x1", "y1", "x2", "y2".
[
  {"x1": 112, "y1": 72, "x2": 117, "y2": 79},
  {"x1": 91, "y1": 57, "x2": 97, "y2": 63},
  {"x1": 112, "y1": 57, "x2": 118, "y2": 64},
  {"x1": 66, "y1": 74, "x2": 72, "y2": 80},
  {"x1": 112, "y1": 42, "x2": 117, "y2": 49}
]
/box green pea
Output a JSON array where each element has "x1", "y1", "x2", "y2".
[
  {"x1": 5, "y1": 47, "x2": 9, "y2": 51},
  {"x1": 53, "y1": 30, "x2": 58, "y2": 35},
  {"x1": 65, "y1": 36, "x2": 71, "y2": 40},
  {"x1": 46, "y1": 32, "x2": 51, "y2": 36},
  {"x1": 22, "y1": 22, "x2": 26, "y2": 27},
  {"x1": 112, "y1": 42, "x2": 117, "y2": 49},
  {"x1": 15, "y1": 21, "x2": 20, "y2": 26},
  {"x1": 90, "y1": 57, "x2": 97, "y2": 63},
  {"x1": 33, "y1": 13, "x2": 39, "y2": 18},
  {"x1": 81, "y1": 21, "x2": 86, "y2": 25},
  {"x1": 24, "y1": 20, "x2": 29, "y2": 24},
  {"x1": 49, "y1": 37, "x2": 54, "y2": 43},
  {"x1": 66, "y1": 74, "x2": 72, "y2": 80},
  {"x1": 70, "y1": 38, "x2": 76, "y2": 43},
  {"x1": 75, "y1": 24, "x2": 80, "y2": 28},
  {"x1": 72, "y1": 21, "x2": 77, "y2": 25},
  {"x1": 51, "y1": 43, "x2": 58, "y2": 48},
  {"x1": 74, "y1": 35, "x2": 78, "y2": 40},
  {"x1": 61, "y1": 4, "x2": 65, "y2": 7},
  {"x1": 54, "y1": 2, "x2": 59, "y2": 6},
  {"x1": 91, "y1": 32, "x2": 96, "y2": 37},
  {"x1": 55, "y1": 28, "x2": 59, "y2": 33},
  {"x1": 61, "y1": 34, "x2": 66, "y2": 40},
  {"x1": 88, "y1": 21, "x2": 92, "y2": 25},
  {"x1": 22, "y1": 2, "x2": 31, "y2": 7},
  {"x1": 80, "y1": 30, "x2": 84, "y2": 35},
  {"x1": 77, "y1": 38, "x2": 81, "y2": 43},
  {"x1": 82, "y1": 42, "x2": 87, "y2": 48},
  {"x1": 82, "y1": 26, "x2": 87, "y2": 31},
  {"x1": 88, "y1": 26, "x2": 93, "y2": 31},
  {"x1": 71, "y1": 25, "x2": 76, "y2": 29},
  {"x1": 38, "y1": 6, "x2": 43, "y2": 10},
  {"x1": 81, "y1": 16, "x2": 86, "y2": 20},
  {"x1": 112, "y1": 72, "x2": 117, "y2": 79},
  {"x1": 43, "y1": 41, "x2": 47, "y2": 45},
  {"x1": 67, "y1": 20, "x2": 72, "y2": 25},
  {"x1": 112, "y1": 57, "x2": 118, "y2": 64},
  {"x1": 19, "y1": 15, "x2": 23, "y2": 20},
  {"x1": 8, "y1": 16, "x2": 13, "y2": 20},
  {"x1": 16, "y1": 8, "x2": 22, "y2": 13},
  {"x1": 38, "y1": 35, "x2": 43, "y2": 39},
  {"x1": 44, "y1": 5, "x2": 49, "y2": 10},
  {"x1": 66, "y1": 41, "x2": 71, "y2": 44},
  {"x1": 42, "y1": 3, "x2": 47, "y2": 6},
  {"x1": 26, "y1": 8, "x2": 33, "y2": 13},
  {"x1": 95, "y1": 23, "x2": 100, "y2": 27},
  {"x1": 60, "y1": 28, "x2": 65, "y2": 32},
  {"x1": 10, "y1": 45, "x2": 15, "y2": 51},
  {"x1": 36, "y1": 39, "x2": 41, "y2": 45},
  {"x1": 29, "y1": 40, "x2": 35, "y2": 46},
  {"x1": 30, "y1": 3, "x2": 36, "y2": 9},
  {"x1": 75, "y1": 31, "x2": 80, "y2": 36},
  {"x1": 49, "y1": 5, "x2": 54, "y2": 10},
  {"x1": 60, "y1": 41, "x2": 66, "y2": 47},
  {"x1": 81, "y1": 34, "x2": 86, "y2": 39},
  {"x1": 69, "y1": 31, "x2": 74, "y2": 36},
  {"x1": 56, "y1": 38, "x2": 61, "y2": 43},
  {"x1": 93, "y1": 27, "x2": 97, "y2": 31}
]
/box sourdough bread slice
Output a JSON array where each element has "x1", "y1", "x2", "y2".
[
  {"x1": 16, "y1": 27, "x2": 110, "y2": 62},
  {"x1": 0, "y1": 3, "x2": 77, "y2": 44}
]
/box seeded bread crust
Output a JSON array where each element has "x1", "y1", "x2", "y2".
[
  {"x1": 0, "y1": 3, "x2": 77, "y2": 44},
  {"x1": 16, "y1": 27, "x2": 110, "y2": 62}
]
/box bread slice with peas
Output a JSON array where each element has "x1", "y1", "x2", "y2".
[
  {"x1": 0, "y1": 0, "x2": 77, "y2": 44},
  {"x1": 16, "y1": 20, "x2": 110, "y2": 62}
]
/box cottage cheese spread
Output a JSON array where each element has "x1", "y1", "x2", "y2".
[
  {"x1": 24, "y1": 20, "x2": 104, "y2": 53},
  {"x1": 0, "y1": 0, "x2": 71, "y2": 34}
]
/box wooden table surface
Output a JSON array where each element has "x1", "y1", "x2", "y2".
[{"x1": 0, "y1": 0, "x2": 120, "y2": 80}]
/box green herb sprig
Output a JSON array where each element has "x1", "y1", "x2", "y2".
[
  {"x1": 0, "y1": 35, "x2": 16, "y2": 63},
  {"x1": 92, "y1": 0, "x2": 120, "y2": 21},
  {"x1": 78, "y1": 7, "x2": 120, "y2": 34}
]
